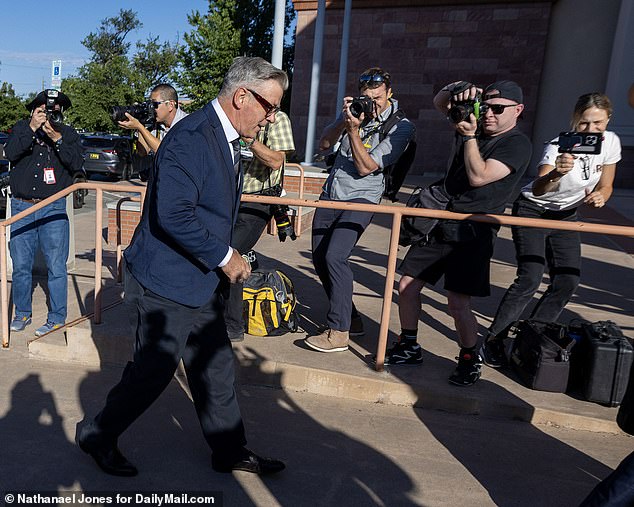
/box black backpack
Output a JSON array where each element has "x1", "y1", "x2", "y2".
[{"x1": 378, "y1": 109, "x2": 417, "y2": 202}]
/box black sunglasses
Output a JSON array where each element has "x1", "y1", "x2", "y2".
[
  {"x1": 246, "y1": 88, "x2": 280, "y2": 117},
  {"x1": 359, "y1": 74, "x2": 389, "y2": 88},
  {"x1": 480, "y1": 103, "x2": 518, "y2": 115},
  {"x1": 359, "y1": 74, "x2": 386, "y2": 83},
  {"x1": 152, "y1": 100, "x2": 172, "y2": 109}
]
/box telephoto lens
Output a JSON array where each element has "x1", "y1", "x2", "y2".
[{"x1": 272, "y1": 205, "x2": 297, "y2": 242}]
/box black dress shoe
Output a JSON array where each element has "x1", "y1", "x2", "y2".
[
  {"x1": 77, "y1": 431, "x2": 138, "y2": 477},
  {"x1": 212, "y1": 450, "x2": 285, "y2": 475}
]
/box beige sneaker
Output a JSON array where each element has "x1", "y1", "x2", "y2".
[{"x1": 304, "y1": 329, "x2": 349, "y2": 353}]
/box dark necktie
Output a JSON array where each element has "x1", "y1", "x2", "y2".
[{"x1": 231, "y1": 139, "x2": 241, "y2": 175}]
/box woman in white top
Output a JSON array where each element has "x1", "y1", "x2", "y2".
[{"x1": 480, "y1": 92, "x2": 621, "y2": 368}]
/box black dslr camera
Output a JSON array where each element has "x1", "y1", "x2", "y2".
[
  {"x1": 349, "y1": 96, "x2": 374, "y2": 119},
  {"x1": 444, "y1": 81, "x2": 482, "y2": 124},
  {"x1": 271, "y1": 205, "x2": 297, "y2": 242},
  {"x1": 448, "y1": 95, "x2": 481, "y2": 124},
  {"x1": 45, "y1": 89, "x2": 64, "y2": 130},
  {"x1": 551, "y1": 131, "x2": 603, "y2": 155},
  {"x1": 110, "y1": 101, "x2": 156, "y2": 127}
]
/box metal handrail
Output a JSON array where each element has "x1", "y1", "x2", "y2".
[
  {"x1": 1, "y1": 182, "x2": 146, "y2": 348},
  {"x1": 240, "y1": 194, "x2": 634, "y2": 371},
  {"x1": 2, "y1": 183, "x2": 633, "y2": 374},
  {"x1": 285, "y1": 163, "x2": 306, "y2": 236}
]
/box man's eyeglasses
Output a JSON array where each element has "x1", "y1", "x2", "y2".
[
  {"x1": 246, "y1": 88, "x2": 280, "y2": 117},
  {"x1": 480, "y1": 103, "x2": 518, "y2": 115},
  {"x1": 152, "y1": 100, "x2": 172, "y2": 109}
]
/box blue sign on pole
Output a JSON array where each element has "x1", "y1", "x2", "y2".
[{"x1": 51, "y1": 60, "x2": 62, "y2": 90}]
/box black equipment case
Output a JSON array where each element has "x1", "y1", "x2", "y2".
[
  {"x1": 569, "y1": 321, "x2": 633, "y2": 407},
  {"x1": 510, "y1": 320, "x2": 575, "y2": 393}
]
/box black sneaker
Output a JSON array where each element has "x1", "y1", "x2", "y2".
[
  {"x1": 384, "y1": 338, "x2": 423, "y2": 366},
  {"x1": 448, "y1": 349, "x2": 482, "y2": 386},
  {"x1": 479, "y1": 339, "x2": 507, "y2": 368},
  {"x1": 349, "y1": 316, "x2": 365, "y2": 337}
]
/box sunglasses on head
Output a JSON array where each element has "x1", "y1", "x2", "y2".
[
  {"x1": 359, "y1": 73, "x2": 389, "y2": 88},
  {"x1": 480, "y1": 103, "x2": 518, "y2": 115},
  {"x1": 246, "y1": 88, "x2": 280, "y2": 117}
]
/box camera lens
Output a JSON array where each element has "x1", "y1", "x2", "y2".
[
  {"x1": 349, "y1": 102, "x2": 364, "y2": 119},
  {"x1": 47, "y1": 110, "x2": 64, "y2": 129},
  {"x1": 447, "y1": 103, "x2": 474, "y2": 124},
  {"x1": 349, "y1": 96, "x2": 373, "y2": 119}
]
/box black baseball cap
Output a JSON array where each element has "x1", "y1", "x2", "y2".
[
  {"x1": 26, "y1": 89, "x2": 72, "y2": 111},
  {"x1": 483, "y1": 80, "x2": 523, "y2": 104}
]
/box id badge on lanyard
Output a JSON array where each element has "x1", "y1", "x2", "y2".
[{"x1": 43, "y1": 167, "x2": 57, "y2": 185}]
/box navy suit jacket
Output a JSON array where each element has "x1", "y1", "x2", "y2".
[{"x1": 124, "y1": 101, "x2": 242, "y2": 307}]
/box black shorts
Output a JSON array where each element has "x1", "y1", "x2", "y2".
[{"x1": 399, "y1": 224, "x2": 497, "y2": 297}]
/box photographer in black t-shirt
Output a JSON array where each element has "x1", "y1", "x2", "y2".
[{"x1": 387, "y1": 80, "x2": 532, "y2": 387}]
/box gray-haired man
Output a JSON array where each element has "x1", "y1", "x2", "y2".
[{"x1": 77, "y1": 57, "x2": 287, "y2": 477}]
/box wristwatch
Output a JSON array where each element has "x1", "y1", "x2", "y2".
[
  {"x1": 55, "y1": 137, "x2": 63, "y2": 149},
  {"x1": 461, "y1": 135, "x2": 476, "y2": 143}
]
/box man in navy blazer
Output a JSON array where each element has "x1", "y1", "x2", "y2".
[{"x1": 77, "y1": 57, "x2": 288, "y2": 477}]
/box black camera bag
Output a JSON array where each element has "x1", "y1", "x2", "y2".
[
  {"x1": 399, "y1": 184, "x2": 450, "y2": 246},
  {"x1": 568, "y1": 320, "x2": 633, "y2": 407},
  {"x1": 510, "y1": 320, "x2": 576, "y2": 392}
]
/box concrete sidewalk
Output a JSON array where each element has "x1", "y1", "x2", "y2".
[
  {"x1": 0, "y1": 177, "x2": 633, "y2": 505},
  {"x1": 0, "y1": 355, "x2": 632, "y2": 506}
]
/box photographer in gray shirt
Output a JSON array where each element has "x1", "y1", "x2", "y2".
[{"x1": 305, "y1": 67, "x2": 415, "y2": 354}]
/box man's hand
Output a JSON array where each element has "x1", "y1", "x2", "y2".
[
  {"x1": 118, "y1": 113, "x2": 144, "y2": 131},
  {"x1": 455, "y1": 115, "x2": 478, "y2": 137},
  {"x1": 342, "y1": 96, "x2": 362, "y2": 134},
  {"x1": 29, "y1": 106, "x2": 47, "y2": 132},
  {"x1": 450, "y1": 83, "x2": 481, "y2": 105},
  {"x1": 41, "y1": 120, "x2": 62, "y2": 142},
  {"x1": 221, "y1": 249, "x2": 252, "y2": 284}
]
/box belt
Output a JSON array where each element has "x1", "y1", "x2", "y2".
[{"x1": 14, "y1": 197, "x2": 44, "y2": 204}]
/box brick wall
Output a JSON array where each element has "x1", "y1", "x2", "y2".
[
  {"x1": 107, "y1": 203, "x2": 141, "y2": 247},
  {"x1": 284, "y1": 167, "x2": 328, "y2": 195},
  {"x1": 290, "y1": 1, "x2": 552, "y2": 173}
]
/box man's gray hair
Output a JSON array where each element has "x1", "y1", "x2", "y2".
[{"x1": 219, "y1": 57, "x2": 288, "y2": 98}]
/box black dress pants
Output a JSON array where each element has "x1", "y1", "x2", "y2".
[{"x1": 88, "y1": 266, "x2": 247, "y2": 461}]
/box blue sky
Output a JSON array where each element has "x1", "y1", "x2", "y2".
[{"x1": 0, "y1": 0, "x2": 209, "y2": 97}]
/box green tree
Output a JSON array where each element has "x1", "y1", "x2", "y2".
[
  {"x1": 63, "y1": 9, "x2": 180, "y2": 133},
  {"x1": 176, "y1": 0, "x2": 240, "y2": 110},
  {"x1": 176, "y1": 0, "x2": 296, "y2": 109},
  {"x1": 0, "y1": 82, "x2": 26, "y2": 132}
]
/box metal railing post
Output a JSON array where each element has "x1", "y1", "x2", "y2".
[
  {"x1": 94, "y1": 188, "x2": 103, "y2": 324},
  {"x1": 1, "y1": 226, "x2": 9, "y2": 348},
  {"x1": 375, "y1": 211, "x2": 403, "y2": 371}
]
